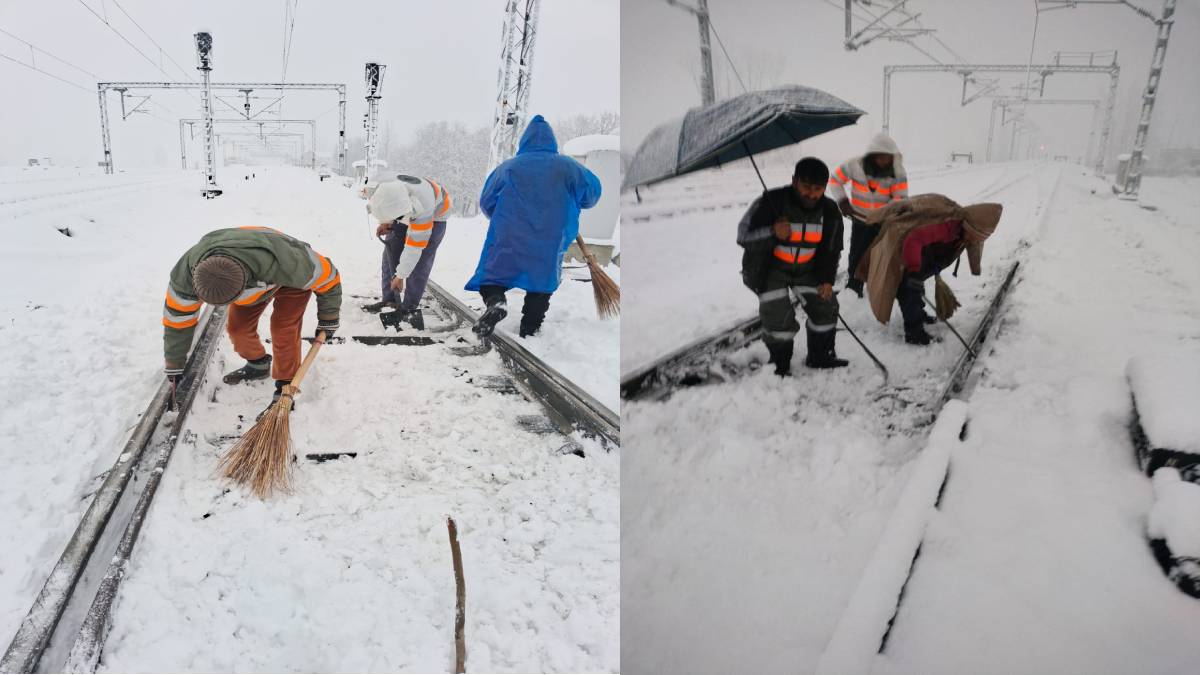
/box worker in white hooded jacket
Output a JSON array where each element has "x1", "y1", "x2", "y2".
[
  {"x1": 363, "y1": 174, "x2": 452, "y2": 327},
  {"x1": 827, "y1": 132, "x2": 909, "y2": 297}
]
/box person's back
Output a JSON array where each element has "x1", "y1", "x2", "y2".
[{"x1": 467, "y1": 114, "x2": 602, "y2": 337}]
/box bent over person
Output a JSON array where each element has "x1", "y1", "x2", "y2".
[
  {"x1": 162, "y1": 226, "x2": 342, "y2": 406},
  {"x1": 737, "y1": 157, "x2": 847, "y2": 377},
  {"x1": 364, "y1": 174, "x2": 452, "y2": 329}
]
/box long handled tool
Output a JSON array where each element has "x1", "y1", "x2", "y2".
[
  {"x1": 837, "y1": 311, "x2": 890, "y2": 387},
  {"x1": 219, "y1": 331, "x2": 328, "y2": 498},
  {"x1": 923, "y1": 294, "x2": 976, "y2": 358},
  {"x1": 575, "y1": 235, "x2": 620, "y2": 319}
]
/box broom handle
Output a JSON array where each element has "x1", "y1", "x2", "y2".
[
  {"x1": 287, "y1": 331, "x2": 327, "y2": 390},
  {"x1": 575, "y1": 234, "x2": 596, "y2": 263}
]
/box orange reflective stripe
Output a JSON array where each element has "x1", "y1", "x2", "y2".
[
  {"x1": 804, "y1": 231, "x2": 822, "y2": 243},
  {"x1": 835, "y1": 166, "x2": 848, "y2": 183},
  {"x1": 163, "y1": 316, "x2": 199, "y2": 329},
  {"x1": 165, "y1": 293, "x2": 201, "y2": 313},
  {"x1": 405, "y1": 236, "x2": 429, "y2": 248},
  {"x1": 314, "y1": 272, "x2": 341, "y2": 294},
  {"x1": 310, "y1": 255, "x2": 333, "y2": 289},
  {"x1": 436, "y1": 193, "x2": 452, "y2": 217},
  {"x1": 773, "y1": 248, "x2": 815, "y2": 264},
  {"x1": 851, "y1": 181, "x2": 873, "y2": 194},
  {"x1": 409, "y1": 221, "x2": 435, "y2": 231},
  {"x1": 234, "y1": 288, "x2": 271, "y2": 306},
  {"x1": 888, "y1": 181, "x2": 908, "y2": 194},
  {"x1": 850, "y1": 196, "x2": 880, "y2": 210}
]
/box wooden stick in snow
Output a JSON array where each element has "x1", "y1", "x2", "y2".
[{"x1": 448, "y1": 517, "x2": 467, "y2": 674}]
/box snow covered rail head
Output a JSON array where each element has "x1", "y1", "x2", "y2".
[
  {"x1": 0, "y1": 307, "x2": 227, "y2": 674},
  {"x1": 424, "y1": 281, "x2": 620, "y2": 448}
]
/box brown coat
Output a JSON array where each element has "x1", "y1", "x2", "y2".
[{"x1": 854, "y1": 194, "x2": 1002, "y2": 324}]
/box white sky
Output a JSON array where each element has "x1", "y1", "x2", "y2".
[
  {"x1": 0, "y1": 0, "x2": 619, "y2": 167},
  {"x1": 623, "y1": 0, "x2": 1200, "y2": 169}
]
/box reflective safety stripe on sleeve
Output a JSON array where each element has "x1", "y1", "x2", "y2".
[
  {"x1": 314, "y1": 272, "x2": 341, "y2": 294},
  {"x1": 165, "y1": 286, "x2": 201, "y2": 312},
  {"x1": 405, "y1": 236, "x2": 429, "y2": 248},
  {"x1": 408, "y1": 221, "x2": 435, "y2": 232},
  {"x1": 163, "y1": 314, "x2": 199, "y2": 329},
  {"x1": 233, "y1": 284, "x2": 278, "y2": 306}
]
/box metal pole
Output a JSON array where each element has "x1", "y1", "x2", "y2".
[
  {"x1": 696, "y1": 0, "x2": 715, "y2": 104},
  {"x1": 178, "y1": 120, "x2": 186, "y2": 169},
  {"x1": 1096, "y1": 65, "x2": 1120, "y2": 173},
  {"x1": 97, "y1": 86, "x2": 112, "y2": 174},
  {"x1": 195, "y1": 32, "x2": 220, "y2": 198},
  {"x1": 882, "y1": 67, "x2": 892, "y2": 133},
  {"x1": 1123, "y1": 0, "x2": 1176, "y2": 197},
  {"x1": 337, "y1": 86, "x2": 346, "y2": 174},
  {"x1": 986, "y1": 98, "x2": 999, "y2": 162}
]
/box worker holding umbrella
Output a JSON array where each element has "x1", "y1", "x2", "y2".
[{"x1": 737, "y1": 158, "x2": 848, "y2": 376}]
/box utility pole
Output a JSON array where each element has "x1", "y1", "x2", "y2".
[
  {"x1": 663, "y1": 0, "x2": 715, "y2": 105},
  {"x1": 1124, "y1": 0, "x2": 1176, "y2": 196},
  {"x1": 194, "y1": 32, "x2": 221, "y2": 198},
  {"x1": 1036, "y1": 0, "x2": 1178, "y2": 196},
  {"x1": 488, "y1": 0, "x2": 541, "y2": 172},
  {"x1": 363, "y1": 62, "x2": 385, "y2": 184}
]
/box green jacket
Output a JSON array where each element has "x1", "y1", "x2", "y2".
[{"x1": 163, "y1": 227, "x2": 341, "y2": 370}]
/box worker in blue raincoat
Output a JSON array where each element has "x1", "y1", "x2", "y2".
[{"x1": 466, "y1": 115, "x2": 602, "y2": 338}]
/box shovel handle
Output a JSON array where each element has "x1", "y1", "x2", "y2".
[{"x1": 283, "y1": 331, "x2": 327, "y2": 396}]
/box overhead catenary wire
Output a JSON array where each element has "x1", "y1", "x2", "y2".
[
  {"x1": 106, "y1": 0, "x2": 197, "y2": 83},
  {"x1": 0, "y1": 27, "x2": 98, "y2": 79},
  {"x1": 706, "y1": 18, "x2": 747, "y2": 95},
  {"x1": 0, "y1": 52, "x2": 92, "y2": 92}
]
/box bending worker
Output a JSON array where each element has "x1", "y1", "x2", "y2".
[
  {"x1": 162, "y1": 226, "x2": 341, "y2": 407},
  {"x1": 365, "y1": 174, "x2": 452, "y2": 329}
]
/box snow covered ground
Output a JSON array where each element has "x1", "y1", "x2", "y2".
[
  {"x1": 620, "y1": 159, "x2": 1162, "y2": 674},
  {"x1": 0, "y1": 165, "x2": 618, "y2": 672},
  {"x1": 875, "y1": 170, "x2": 1200, "y2": 675}
]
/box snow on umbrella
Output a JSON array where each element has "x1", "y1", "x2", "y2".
[{"x1": 622, "y1": 85, "x2": 866, "y2": 191}]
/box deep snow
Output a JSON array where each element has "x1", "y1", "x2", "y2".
[{"x1": 0, "y1": 165, "x2": 618, "y2": 673}]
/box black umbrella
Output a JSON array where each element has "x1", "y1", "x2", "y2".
[{"x1": 623, "y1": 84, "x2": 865, "y2": 192}]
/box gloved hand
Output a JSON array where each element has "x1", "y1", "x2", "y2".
[
  {"x1": 165, "y1": 367, "x2": 183, "y2": 410},
  {"x1": 316, "y1": 318, "x2": 339, "y2": 340}
]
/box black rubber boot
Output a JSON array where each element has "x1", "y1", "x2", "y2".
[
  {"x1": 472, "y1": 299, "x2": 508, "y2": 338},
  {"x1": 846, "y1": 278, "x2": 865, "y2": 298},
  {"x1": 905, "y1": 326, "x2": 936, "y2": 346},
  {"x1": 223, "y1": 355, "x2": 271, "y2": 385},
  {"x1": 270, "y1": 379, "x2": 295, "y2": 408},
  {"x1": 922, "y1": 310, "x2": 937, "y2": 325},
  {"x1": 766, "y1": 342, "x2": 794, "y2": 377},
  {"x1": 805, "y1": 328, "x2": 849, "y2": 369}
]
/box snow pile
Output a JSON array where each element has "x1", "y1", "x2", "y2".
[
  {"x1": 1127, "y1": 354, "x2": 1200, "y2": 455},
  {"x1": 1148, "y1": 468, "x2": 1200, "y2": 559},
  {"x1": 815, "y1": 400, "x2": 968, "y2": 675},
  {"x1": 561, "y1": 134, "x2": 620, "y2": 156}
]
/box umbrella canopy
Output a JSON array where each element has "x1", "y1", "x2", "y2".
[{"x1": 623, "y1": 85, "x2": 866, "y2": 191}]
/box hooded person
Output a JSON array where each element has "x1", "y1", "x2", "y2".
[
  {"x1": 465, "y1": 115, "x2": 602, "y2": 338},
  {"x1": 827, "y1": 132, "x2": 910, "y2": 297},
  {"x1": 162, "y1": 226, "x2": 342, "y2": 407},
  {"x1": 364, "y1": 173, "x2": 453, "y2": 329},
  {"x1": 855, "y1": 193, "x2": 1001, "y2": 345}
]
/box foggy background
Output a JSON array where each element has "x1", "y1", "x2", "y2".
[
  {"x1": 0, "y1": 0, "x2": 620, "y2": 172},
  {"x1": 622, "y1": 0, "x2": 1199, "y2": 173}
]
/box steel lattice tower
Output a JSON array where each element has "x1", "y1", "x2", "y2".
[{"x1": 488, "y1": 0, "x2": 540, "y2": 173}]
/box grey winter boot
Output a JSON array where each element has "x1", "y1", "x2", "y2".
[{"x1": 223, "y1": 355, "x2": 272, "y2": 385}]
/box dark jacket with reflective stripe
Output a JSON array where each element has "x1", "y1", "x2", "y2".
[
  {"x1": 737, "y1": 189, "x2": 843, "y2": 293},
  {"x1": 162, "y1": 227, "x2": 341, "y2": 369}
]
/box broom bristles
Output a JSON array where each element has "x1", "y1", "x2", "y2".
[
  {"x1": 584, "y1": 255, "x2": 620, "y2": 320},
  {"x1": 218, "y1": 393, "x2": 296, "y2": 498}
]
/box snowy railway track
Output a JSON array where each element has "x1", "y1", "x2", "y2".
[
  {"x1": 0, "y1": 176, "x2": 189, "y2": 221},
  {"x1": 3, "y1": 284, "x2": 617, "y2": 673},
  {"x1": 1, "y1": 306, "x2": 227, "y2": 674}
]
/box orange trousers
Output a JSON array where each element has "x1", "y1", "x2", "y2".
[{"x1": 226, "y1": 286, "x2": 312, "y2": 381}]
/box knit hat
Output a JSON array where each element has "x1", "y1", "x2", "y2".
[
  {"x1": 192, "y1": 255, "x2": 246, "y2": 305},
  {"x1": 793, "y1": 157, "x2": 830, "y2": 185},
  {"x1": 368, "y1": 180, "x2": 413, "y2": 224}
]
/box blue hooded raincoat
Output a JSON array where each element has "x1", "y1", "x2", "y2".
[{"x1": 465, "y1": 115, "x2": 602, "y2": 294}]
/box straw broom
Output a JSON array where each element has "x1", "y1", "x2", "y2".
[
  {"x1": 575, "y1": 235, "x2": 619, "y2": 319},
  {"x1": 218, "y1": 331, "x2": 328, "y2": 498}
]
